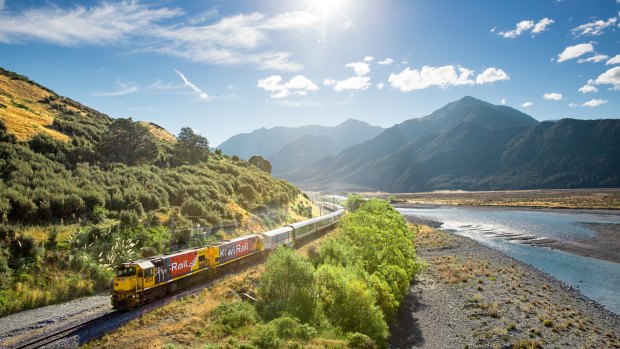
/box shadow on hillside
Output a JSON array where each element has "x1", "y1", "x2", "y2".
[{"x1": 388, "y1": 282, "x2": 425, "y2": 348}]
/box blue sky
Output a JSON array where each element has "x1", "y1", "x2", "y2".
[{"x1": 0, "y1": 0, "x2": 619, "y2": 146}]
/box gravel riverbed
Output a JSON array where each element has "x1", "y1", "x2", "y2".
[{"x1": 389, "y1": 222, "x2": 620, "y2": 348}]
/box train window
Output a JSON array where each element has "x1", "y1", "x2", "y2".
[
  {"x1": 199, "y1": 255, "x2": 205, "y2": 262},
  {"x1": 116, "y1": 267, "x2": 136, "y2": 277},
  {"x1": 144, "y1": 268, "x2": 154, "y2": 278}
]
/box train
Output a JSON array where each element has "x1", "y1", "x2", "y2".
[{"x1": 111, "y1": 207, "x2": 345, "y2": 309}]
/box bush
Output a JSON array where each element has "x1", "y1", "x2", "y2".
[
  {"x1": 210, "y1": 301, "x2": 260, "y2": 334},
  {"x1": 258, "y1": 248, "x2": 315, "y2": 322},
  {"x1": 347, "y1": 332, "x2": 376, "y2": 349},
  {"x1": 267, "y1": 315, "x2": 317, "y2": 341},
  {"x1": 253, "y1": 325, "x2": 281, "y2": 349}
]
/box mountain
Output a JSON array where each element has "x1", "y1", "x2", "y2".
[
  {"x1": 218, "y1": 118, "x2": 384, "y2": 175},
  {"x1": 289, "y1": 96, "x2": 620, "y2": 191}
]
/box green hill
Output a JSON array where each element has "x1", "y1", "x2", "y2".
[{"x1": 0, "y1": 67, "x2": 303, "y2": 316}]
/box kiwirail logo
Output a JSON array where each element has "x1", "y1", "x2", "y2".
[{"x1": 170, "y1": 252, "x2": 198, "y2": 277}]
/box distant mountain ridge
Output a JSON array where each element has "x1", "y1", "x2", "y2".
[
  {"x1": 218, "y1": 118, "x2": 384, "y2": 175},
  {"x1": 285, "y1": 96, "x2": 620, "y2": 191}
]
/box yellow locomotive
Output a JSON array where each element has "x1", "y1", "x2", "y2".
[{"x1": 112, "y1": 234, "x2": 262, "y2": 309}]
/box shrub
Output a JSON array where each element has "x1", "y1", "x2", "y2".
[
  {"x1": 258, "y1": 248, "x2": 315, "y2": 322},
  {"x1": 253, "y1": 325, "x2": 281, "y2": 349},
  {"x1": 91, "y1": 205, "x2": 108, "y2": 224},
  {"x1": 267, "y1": 315, "x2": 317, "y2": 341},
  {"x1": 210, "y1": 301, "x2": 260, "y2": 334},
  {"x1": 347, "y1": 332, "x2": 376, "y2": 349}
]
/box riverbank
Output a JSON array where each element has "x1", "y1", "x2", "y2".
[
  {"x1": 389, "y1": 223, "x2": 620, "y2": 348},
  {"x1": 373, "y1": 188, "x2": 620, "y2": 210}
]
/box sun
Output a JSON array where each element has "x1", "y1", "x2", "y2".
[{"x1": 309, "y1": 0, "x2": 346, "y2": 17}]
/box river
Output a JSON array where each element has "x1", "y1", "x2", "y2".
[{"x1": 396, "y1": 206, "x2": 620, "y2": 315}]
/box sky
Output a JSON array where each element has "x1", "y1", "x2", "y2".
[{"x1": 0, "y1": 0, "x2": 619, "y2": 146}]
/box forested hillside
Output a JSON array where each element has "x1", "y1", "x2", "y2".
[{"x1": 0, "y1": 68, "x2": 304, "y2": 315}]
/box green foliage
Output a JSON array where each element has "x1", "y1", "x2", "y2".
[
  {"x1": 258, "y1": 248, "x2": 315, "y2": 322},
  {"x1": 0, "y1": 251, "x2": 12, "y2": 289},
  {"x1": 91, "y1": 205, "x2": 108, "y2": 224},
  {"x1": 248, "y1": 156, "x2": 272, "y2": 174},
  {"x1": 347, "y1": 332, "x2": 376, "y2": 349},
  {"x1": 345, "y1": 194, "x2": 364, "y2": 212},
  {"x1": 313, "y1": 265, "x2": 387, "y2": 341},
  {"x1": 253, "y1": 325, "x2": 281, "y2": 349},
  {"x1": 257, "y1": 199, "x2": 422, "y2": 346},
  {"x1": 98, "y1": 118, "x2": 160, "y2": 165},
  {"x1": 172, "y1": 127, "x2": 210, "y2": 166},
  {"x1": 267, "y1": 315, "x2": 318, "y2": 341},
  {"x1": 210, "y1": 301, "x2": 260, "y2": 335}
]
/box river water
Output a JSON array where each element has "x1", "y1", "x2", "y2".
[{"x1": 397, "y1": 206, "x2": 620, "y2": 315}]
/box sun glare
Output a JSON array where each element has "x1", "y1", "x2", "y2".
[{"x1": 310, "y1": 0, "x2": 345, "y2": 17}]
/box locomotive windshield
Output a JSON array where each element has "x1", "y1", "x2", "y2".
[{"x1": 116, "y1": 266, "x2": 136, "y2": 277}]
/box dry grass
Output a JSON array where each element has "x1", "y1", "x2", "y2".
[
  {"x1": 0, "y1": 74, "x2": 69, "y2": 142},
  {"x1": 139, "y1": 121, "x2": 177, "y2": 143},
  {"x1": 413, "y1": 224, "x2": 453, "y2": 249},
  {"x1": 367, "y1": 189, "x2": 620, "y2": 209},
  {"x1": 431, "y1": 255, "x2": 491, "y2": 285},
  {"x1": 21, "y1": 225, "x2": 78, "y2": 244}
]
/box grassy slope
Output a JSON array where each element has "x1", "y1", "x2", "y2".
[{"x1": 0, "y1": 72, "x2": 69, "y2": 142}]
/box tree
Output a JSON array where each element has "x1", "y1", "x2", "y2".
[
  {"x1": 173, "y1": 127, "x2": 210, "y2": 165},
  {"x1": 258, "y1": 248, "x2": 315, "y2": 322},
  {"x1": 98, "y1": 118, "x2": 159, "y2": 165},
  {"x1": 249, "y1": 155, "x2": 272, "y2": 174}
]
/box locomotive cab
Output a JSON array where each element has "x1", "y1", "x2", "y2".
[{"x1": 112, "y1": 261, "x2": 155, "y2": 309}]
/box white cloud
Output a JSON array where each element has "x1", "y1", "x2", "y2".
[
  {"x1": 532, "y1": 18, "x2": 555, "y2": 34},
  {"x1": 94, "y1": 82, "x2": 138, "y2": 97},
  {"x1": 557, "y1": 43, "x2": 594, "y2": 62},
  {"x1": 593, "y1": 66, "x2": 620, "y2": 90},
  {"x1": 378, "y1": 58, "x2": 393, "y2": 65},
  {"x1": 475, "y1": 67, "x2": 509, "y2": 84},
  {"x1": 377, "y1": 82, "x2": 385, "y2": 90},
  {"x1": 571, "y1": 17, "x2": 617, "y2": 37},
  {"x1": 0, "y1": 3, "x2": 344, "y2": 72},
  {"x1": 498, "y1": 20, "x2": 534, "y2": 38},
  {"x1": 324, "y1": 76, "x2": 371, "y2": 91},
  {"x1": 345, "y1": 62, "x2": 370, "y2": 76},
  {"x1": 521, "y1": 101, "x2": 533, "y2": 108},
  {"x1": 388, "y1": 65, "x2": 509, "y2": 92},
  {"x1": 582, "y1": 99, "x2": 608, "y2": 107},
  {"x1": 0, "y1": 2, "x2": 181, "y2": 45},
  {"x1": 578, "y1": 80, "x2": 598, "y2": 93},
  {"x1": 606, "y1": 55, "x2": 620, "y2": 65},
  {"x1": 175, "y1": 69, "x2": 209, "y2": 100},
  {"x1": 498, "y1": 18, "x2": 553, "y2": 38},
  {"x1": 257, "y1": 74, "x2": 318, "y2": 98},
  {"x1": 500, "y1": 98, "x2": 506, "y2": 105},
  {"x1": 568, "y1": 103, "x2": 578, "y2": 108},
  {"x1": 577, "y1": 54, "x2": 609, "y2": 63},
  {"x1": 543, "y1": 92, "x2": 563, "y2": 101},
  {"x1": 363, "y1": 56, "x2": 374, "y2": 62}
]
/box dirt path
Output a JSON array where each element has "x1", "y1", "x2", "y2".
[{"x1": 389, "y1": 225, "x2": 620, "y2": 348}]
